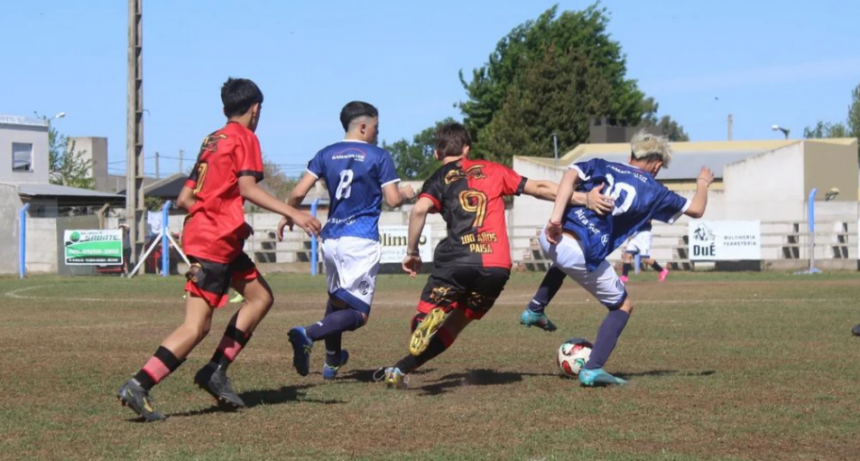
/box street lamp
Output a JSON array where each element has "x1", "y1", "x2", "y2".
[
  {"x1": 53, "y1": 112, "x2": 66, "y2": 120},
  {"x1": 771, "y1": 124, "x2": 790, "y2": 139}
]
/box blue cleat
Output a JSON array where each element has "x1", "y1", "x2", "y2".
[
  {"x1": 519, "y1": 309, "x2": 558, "y2": 332},
  {"x1": 322, "y1": 350, "x2": 349, "y2": 380},
  {"x1": 288, "y1": 327, "x2": 313, "y2": 377},
  {"x1": 579, "y1": 368, "x2": 627, "y2": 386}
]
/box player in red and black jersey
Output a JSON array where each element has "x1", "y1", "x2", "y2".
[
  {"x1": 379, "y1": 122, "x2": 609, "y2": 388},
  {"x1": 117, "y1": 78, "x2": 321, "y2": 422}
]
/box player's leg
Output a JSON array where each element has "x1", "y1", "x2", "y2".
[
  {"x1": 519, "y1": 265, "x2": 564, "y2": 331},
  {"x1": 621, "y1": 251, "x2": 635, "y2": 282},
  {"x1": 194, "y1": 254, "x2": 271, "y2": 408},
  {"x1": 643, "y1": 256, "x2": 668, "y2": 281},
  {"x1": 574, "y1": 260, "x2": 630, "y2": 386},
  {"x1": 118, "y1": 285, "x2": 217, "y2": 421}
]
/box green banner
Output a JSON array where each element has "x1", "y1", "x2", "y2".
[{"x1": 64, "y1": 230, "x2": 123, "y2": 265}]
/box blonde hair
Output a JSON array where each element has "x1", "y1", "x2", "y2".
[{"x1": 630, "y1": 130, "x2": 672, "y2": 168}]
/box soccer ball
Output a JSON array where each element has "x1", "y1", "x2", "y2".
[{"x1": 557, "y1": 338, "x2": 592, "y2": 377}]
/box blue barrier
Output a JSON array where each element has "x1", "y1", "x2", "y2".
[
  {"x1": 19, "y1": 203, "x2": 30, "y2": 279},
  {"x1": 161, "y1": 201, "x2": 172, "y2": 277},
  {"x1": 310, "y1": 198, "x2": 320, "y2": 276}
]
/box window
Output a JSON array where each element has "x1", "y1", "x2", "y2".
[{"x1": 12, "y1": 143, "x2": 33, "y2": 172}]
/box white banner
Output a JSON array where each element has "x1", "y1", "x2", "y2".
[
  {"x1": 380, "y1": 225, "x2": 433, "y2": 263},
  {"x1": 688, "y1": 220, "x2": 761, "y2": 261}
]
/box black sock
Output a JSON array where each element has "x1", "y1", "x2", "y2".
[
  {"x1": 650, "y1": 261, "x2": 663, "y2": 272},
  {"x1": 622, "y1": 263, "x2": 632, "y2": 277},
  {"x1": 395, "y1": 328, "x2": 455, "y2": 373},
  {"x1": 134, "y1": 346, "x2": 183, "y2": 391},
  {"x1": 210, "y1": 324, "x2": 251, "y2": 370}
]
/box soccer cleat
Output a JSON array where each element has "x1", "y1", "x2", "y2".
[
  {"x1": 519, "y1": 309, "x2": 558, "y2": 332},
  {"x1": 578, "y1": 368, "x2": 627, "y2": 387},
  {"x1": 409, "y1": 308, "x2": 449, "y2": 356},
  {"x1": 384, "y1": 367, "x2": 408, "y2": 390},
  {"x1": 117, "y1": 379, "x2": 166, "y2": 422},
  {"x1": 229, "y1": 292, "x2": 244, "y2": 303},
  {"x1": 194, "y1": 364, "x2": 245, "y2": 408},
  {"x1": 322, "y1": 350, "x2": 350, "y2": 380},
  {"x1": 658, "y1": 268, "x2": 669, "y2": 282},
  {"x1": 288, "y1": 326, "x2": 313, "y2": 377},
  {"x1": 852, "y1": 323, "x2": 860, "y2": 336},
  {"x1": 619, "y1": 275, "x2": 629, "y2": 283}
]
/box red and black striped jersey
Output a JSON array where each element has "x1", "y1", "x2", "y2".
[
  {"x1": 419, "y1": 158, "x2": 527, "y2": 269},
  {"x1": 182, "y1": 122, "x2": 264, "y2": 263}
]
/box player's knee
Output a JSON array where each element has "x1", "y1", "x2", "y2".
[
  {"x1": 620, "y1": 299, "x2": 634, "y2": 315},
  {"x1": 359, "y1": 312, "x2": 369, "y2": 326}
]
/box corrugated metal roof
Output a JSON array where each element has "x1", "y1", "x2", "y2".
[{"x1": 16, "y1": 183, "x2": 123, "y2": 198}]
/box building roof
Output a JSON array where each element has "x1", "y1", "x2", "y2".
[
  {"x1": 0, "y1": 114, "x2": 49, "y2": 129},
  {"x1": 16, "y1": 183, "x2": 124, "y2": 199}
]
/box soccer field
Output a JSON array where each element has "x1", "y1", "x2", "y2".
[{"x1": 1, "y1": 272, "x2": 859, "y2": 461}]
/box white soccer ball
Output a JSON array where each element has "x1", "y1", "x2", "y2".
[{"x1": 557, "y1": 338, "x2": 592, "y2": 377}]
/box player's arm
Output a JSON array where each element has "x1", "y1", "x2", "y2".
[
  {"x1": 287, "y1": 172, "x2": 317, "y2": 208},
  {"x1": 545, "y1": 168, "x2": 580, "y2": 244},
  {"x1": 383, "y1": 182, "x2": 415, "y2": 208},
  {"x1": 402, "y1": 196, "x2": 434, "y2": 276},
  {"x1": 238, "y1": 176, "x2": 321, "y2": 237},
  {"x1": 176, "y1": 185, "x2": 196, "y2": 211},
  {"x1": 683, "y1": 167, "x2": 714, "y2": 218}
]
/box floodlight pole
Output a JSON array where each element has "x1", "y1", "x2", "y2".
[
  {"x1": 126, "y1": 0, "x2": 145, "y2": 267},
  {"x1": 806, "y1": 188, "x2": 820, "y2": 274}
]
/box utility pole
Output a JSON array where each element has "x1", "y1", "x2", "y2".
[
  {"x1": 727, "y1": 114, "x2": 733, "y2": 141},
  {"x1": 179, "y1": 149, "x2": 184, "y2": 174},
  {"x1": 126, "y1": 0, "x2": 145, "y2": 264},
  {"x1": 155, "y1": 151, "x2": 160, "y2": 179}
]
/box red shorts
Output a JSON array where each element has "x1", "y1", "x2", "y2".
[
  {"x1": 185, "y1": 253, "x2": 259, "y2": 308},
  {"x1": 416, "y1": 265, "x2": 510, "y2": 320}
]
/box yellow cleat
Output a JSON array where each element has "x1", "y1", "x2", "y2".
[{"x1": 409, "y1": 308, "x2": 449, "y2": 356}]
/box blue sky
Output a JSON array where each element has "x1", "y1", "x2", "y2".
[{"x1": 2, "y1": 0, "x2": 858, "y2": 178}]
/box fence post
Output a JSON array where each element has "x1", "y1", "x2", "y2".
[
  {"x1": 162, "y1": 201, "x2": 171, "y2": 277},
  {"x1": 310, "y1": 198, "x2": 320, "y2": 276},
  {"x1": 19, "y1": 203, "x2": 30, "y2": 279}
]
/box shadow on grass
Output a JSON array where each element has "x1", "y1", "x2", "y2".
[
  {"x1": 418, "y1": 369, "x2": 557, "y2": 396},
  {"x1": 339, "y1": 367, "x2": 436, "y2": 384},
  {"x1": 165, "y1": 383, "x2": 342, "y2": 419},
  {"x1": 616, "y1": 369, "x2": 716, "y2": 379}
]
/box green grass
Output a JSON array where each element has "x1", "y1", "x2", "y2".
[{"x1": 0, "y1": 271, "x2": 859, "y2": 460}]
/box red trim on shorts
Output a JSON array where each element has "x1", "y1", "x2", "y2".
[
  {"x1": 232, "y1": 265, "x2": 260, "y2": 283},
  {"x1": 185, "y1": 280, "x2": 229, "y2": 308}
]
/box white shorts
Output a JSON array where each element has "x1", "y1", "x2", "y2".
[
  {"x1": 322, "y1": 237, "x2": 380, "y2": 314},
  {"x1": 625, "y1": 231, "x2": 652, "y2": 257},
  {"x1": 539, "y1": 228, "x2": 627, "y2": 309}
]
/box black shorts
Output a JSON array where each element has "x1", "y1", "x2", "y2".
[
  {"x1": 185, "y1": 253, "x2": 259, "y2": 308},
  {"x1": 416, "y1": 265, "x2": 511, "y2": 320}
]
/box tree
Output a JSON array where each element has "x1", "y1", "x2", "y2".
[
  {"x1": 258, "y1": 155, "x2": 298, "y2": 200},
  {"x1": 382, "y1": 118, "x2": 456, "y2": 180},
  {"x1": 803, "y1": 121, "x2": 848, "y2": 139},
  {"x1": 45, "y1": 118, "x2": 94, "y2": 189},
  {"x1": 458, "y1": 4, "x2": 648, "y2": 161},
  {"x1": 640, "y1": 97, "x2": 690, "y2": 142},
  {"x1": 803, "y1": 81, "x2": 860, "y2": 160}
]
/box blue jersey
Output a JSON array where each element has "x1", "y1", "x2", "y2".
[
  {"x1": 563, "y1": 158, "x2": 689, "y2": 271},
  {"x1": 307, "y1": 141, "x2": 400, "y2": 241}
]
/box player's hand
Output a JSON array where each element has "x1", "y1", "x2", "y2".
[
  {"x1": 402, "y1": 254, "x2": 422, "y2": 276},
  {"x1": 697, "y1": 167, "x2": 714, "y2": 187},
  {"x1": 545, "y1": 220, "x2": 563, "y2": 245},
  {"x1": 290, "y1": 212, "x2": 322, "y2": 238},
  {"x1": 399, "y1": 184, "x2": 416, "y2": 200},
  {"x1": 276, "y1": 217, "x2": 294, "y2": 241},
  {"x1": 586, "y1": 183, "x2": 614, "y2": 216}
]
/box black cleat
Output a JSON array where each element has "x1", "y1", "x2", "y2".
[
  {"x1": 117, "y1": 379, "x2": 166, "y2": 422},
  {"x1": 852, "y1": 323, "x2": 860, "y2": 336},
  {"x1": 194, "y1": 364, "x2": 245, "y2": 409}
]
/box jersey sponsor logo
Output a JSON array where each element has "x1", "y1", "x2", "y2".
[
  {"x1": 200, "y1": 133, "x2": 227, "y2": 153},
  {"x1": 461, "y1": 231, "x2": 498, "y2": 254},
  {"x1": 444, "y1": 165, "x2": 487, "y2": 184},
  {"x1": 331, "y1": 151, "x2": 366, "y2": 162}
]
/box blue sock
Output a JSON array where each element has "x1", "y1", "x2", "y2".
[
  {"x1": 305, "y1": 307, "x2": 364, "y2": 342},
  {"x1": 527, "y1": 265, "x2": 566, "y2": 314},
  {"x1": 584, "y1": 310, "x2": 630, "y2": 370},
  {"x1": 321, "y1": 301, "x2": 343, "y2": 366}
]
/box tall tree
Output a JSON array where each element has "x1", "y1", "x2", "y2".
[
  {"x1": 804, "y1": 81, "x2": 860, "y2": 160},
  {"x1": 382, "y1": 118, "x2": 456, "y2": 180},
  {"x1": 259, "y1": 155, "x2": 298, "y2": 200},
  {"x1": 640, "y1": 97, "x2": 690, "y2": 142},
  {"x1": 458, "y1": 4, "x2": 647, "y2": 161},
  {"x1": 46, "y1": 119, "x2": 94, "y2": 189}
]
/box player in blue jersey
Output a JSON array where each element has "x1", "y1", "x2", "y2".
[
  {"x1": 279, "y1": 101, "x2": 415, "y2": 379},
  {"x1": 537, "y1": 131, "x2": 714, "y2": 386}
]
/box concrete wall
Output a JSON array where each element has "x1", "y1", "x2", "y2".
[
  {"x1": 26, "y1": 217, "x2": 57, "y2": 273},
  {"x1": 0, "y1": 184, "x2": 23, "y2": 275},
  {"x1": 70, "y1": 137, "x2": 109, "y2": 192},
  {"x1": 803, "y1": 139, "x2": 859, "y2": 203},
  {"x1": 723, "y1": 143, "x2": 806, "y2": 220},
  {"x1": 0, "y1": 123, "x2": 50, "y2": 184}
]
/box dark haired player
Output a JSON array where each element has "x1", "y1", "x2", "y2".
[
  {"x1": 116, "y1": 78, "x2": 321, "y2": 421},
  {"x1": 281, "y1": 101, "x2": 414, "y2": 380}
]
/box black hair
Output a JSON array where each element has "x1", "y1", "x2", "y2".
[
  {"x1": 340, "y1": 101, "x2": 378, "y2": 131},
  {"x1": 221, "y1": 78, "x2": 264, "y2": 118},
  {"x1": 435, "y1": 122, "x2": 471, "y2": 158}
]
